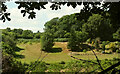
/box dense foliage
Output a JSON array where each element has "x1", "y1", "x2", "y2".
[
  {"x1": 82, "y1": 14, "x2": 113, "y2": 41},
  {"x1": 2, "y1": 28, "x2": 42, "y2": 39},
  {"x1": 44, "y1": 13, "x2": 119, "y2": 51},
  {"x1": 40, "y1": 32, "x2": 54, "y2": 52},
  {"x1": 113, "y1": 28, "x2": 120, "y2": 41},
  {"x1": 30, "y1": 58, "x2": 120, "y2": 73},
  {"x1": 1, "y1": 1, "x2": 120, "y2": 73}
]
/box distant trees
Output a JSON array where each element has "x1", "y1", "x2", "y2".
[
  {"x1": 34, "y1": 32, "x2": 41, "y2": 39},
  {"x1": 44, "y1": 13, "x2": 83, "y2": 38},
  {"x1": 22, "y1": 30, "x2": 33, "y2": 39},
  {"x1": 2, "y1": 28, "x2": 42, "y2": 39},
  {"x1": 43, "y1": 13, "x2": 119, "y2": 51}
]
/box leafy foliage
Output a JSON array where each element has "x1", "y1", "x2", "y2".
[
  {"x1": 2, "y1": 28, "x2": 42, "y2": 39},
  {"x1": 40, "y1": 32, "x2": 54, "y2": 52},
  {"x1": 82, "y1": 14, "x2": 113, "y2": 40},
  {"x1": 113, "y1": 28, "x2": 120, "y2": 40},
  {"x1": 68, "y1": 29, "x2": 88, "y2": 51},
  {"x1": 2, "y1": 30, "x2": 16, "y2": 55}
]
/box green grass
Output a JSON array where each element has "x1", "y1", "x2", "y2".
[
  {"x1": 16, "y1": 42, "x2": 73, "y2": 63},
  {"x1": 16, "y1": 42, "x2": 120, "y2": 64}
]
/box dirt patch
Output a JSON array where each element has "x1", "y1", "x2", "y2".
[{"x1": 54, "y1": 42, "x2": 70, "y2": 53}]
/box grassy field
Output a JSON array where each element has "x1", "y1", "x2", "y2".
[{"x1": 16, "y1": 42, "x2": 120, "y2": 64}]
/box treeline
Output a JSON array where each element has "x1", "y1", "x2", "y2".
[
  {"x1": 41, "y1": 13, "x2": 120, "y2": 51},
  {"x1": 2, "y1": 28, "x2": 42, "y2": 39},
  {"x1": 44, "y1": 13, "x2": 120, "y2": 41}
]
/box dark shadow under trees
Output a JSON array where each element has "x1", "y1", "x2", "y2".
[
  {"x1": 46, "y1": 47, "x2": 62, "y2": 53},
  {"x1": 14, "y1": 47, "x2": 24, "y2": 52}
]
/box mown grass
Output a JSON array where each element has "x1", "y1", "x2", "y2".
[{"x1": 16, "y1": 42, "x2": 120, "y2": 64}]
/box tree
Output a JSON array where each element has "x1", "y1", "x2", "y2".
[
  {"x1": 6, "y1": 27, "x2": 11, "y2": 32},
  {"x1": 68, "y1": 26, "x2": 88, "y2": 51},
  {"x1": 34, "y1": 32, "x2": 41, "y2": 39},
  {"x1": 44, "y1": 17, "x2": 59, "y2": 31},
  {"x1": 67, "y1": 29, "x2": 77, "y2": 50},
  {"x1": 44, "y1": 13, "x2": 84, "y2": 38},
  {"x1": 1, "y1": 1, "x2": 120, "y2": 73},
  {"x1": 1, "y1": 1, "x2": 120, "y2": 34},
  {"x1": 58, "y1": 13, "x2": 83, "y2": 38},
  {"x1": 22, "y1": 30, "x2": 33, "y2": 39},
  {"x1": 2, "y1": 30, "x2": 16, "y2": 55},
  {"x1": 82, "y1": 14, "x2": 113, "y2": 41},
  {"x1": 40, "y1": 32, "x2": 54, "y2": 52}
]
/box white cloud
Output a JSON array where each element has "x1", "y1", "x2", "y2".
[{"x1": 1, "y1": 2, "x2": 83, "y2": 32}]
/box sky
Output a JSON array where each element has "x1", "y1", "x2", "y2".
[{"x1": 0, "y1": 1, "x2": 84, "y2": 33}]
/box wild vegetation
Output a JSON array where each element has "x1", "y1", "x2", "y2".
[{"x1": 1, "y1": 1, "x2": 120, "y2": 73}]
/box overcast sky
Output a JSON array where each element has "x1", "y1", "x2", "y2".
[{"x1": 0, "y1": 1, "x2": 83, "y2": 32}]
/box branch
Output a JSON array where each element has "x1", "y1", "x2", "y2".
[
  {"x1": 70, "y1": 55, "x2": 98, "y2": 64},
  {"x1": 99, "y1": 61, "x2": 120, "y2": 74},
  {"x1": 91, "y1": 49, "x2": 104, "y2": 70}
]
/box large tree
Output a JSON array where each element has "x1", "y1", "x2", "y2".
[{"x1": 82, "y1": 14, "x2": 113, "y2": 40}]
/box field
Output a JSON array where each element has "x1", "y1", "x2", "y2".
[{"x1": 16, "y1": 42, "x2": 120, "y2": 64}]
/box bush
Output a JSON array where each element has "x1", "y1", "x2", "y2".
[
  {"x1": 106, "y1": 41, "x2": 110, "y2": 44},
  {"x1": 48, "y1": 63, "x2": 64, "y2": 72},
  {"x1": 54, "y1": 38, "x2": 69, "y2": 42},
  {"x1": 116, "y1": 50, "x2": 120, "y2": 53},
  {"x1": 40, "y1": 33, "x2": 54, "y2": 52},
  {"x1": 28, "y1": 42, "x2": 32, "y2": 45},
  {"x1": 83, "y1": 49, "x2": 87, "y2": 53},
  {"x1": 102, "y1": 41, "x2": 106, "y2": 51},
  {"x1": 29, "y1": 61, "x2": 47, "y2": 72},
  {"x1": 109, "y1": 43, "x2": 117, "y2": 52},
  {"x1": 86, "y1": 38, "x2": 91, "y2": 44}
]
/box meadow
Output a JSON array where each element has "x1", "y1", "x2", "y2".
[{"x1": 16, "y1": 42, "x2": 120, "y2": 64}]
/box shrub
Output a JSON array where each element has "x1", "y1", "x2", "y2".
[
  {"x1": 102, "y1": 41, "x2": 106, "y2": 51},
  {"x1": 29, "y1": 61, "x2": 47, "y2": 72},
  {"x1": 40, "y1": 33, "x2": 54, "y2": 52},
  {"x1": 109, "y1": 43, "x2": 116, "y2": 52},
  {"x1": 28, "y1": 42, "x2": 32, "y2": 45},
  {"x1": 113, "y1": 28, "x2": 120, "y2": 40},
  {"x1": 68, "y1": 30, "x2": 88, "y2": 51},
  {"x1": 48, "y1": 63, "x2": 64, "y2": 72},
  {"x1": 106, "y1": 41, "x2": 110, "y2": 44},
  {"x1": 116, "y1": 49, "x2": 120, "y2": 53},
  {"x1": 54, "y1": 38, "x2": 69, "y2": 42},
  {"x1": 86, "y1": 38, "x2": 91, "y2": 44},
  {"x1": 83, "y1": 49, "x2": 87, "y2": 53}
]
